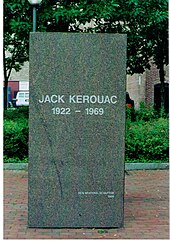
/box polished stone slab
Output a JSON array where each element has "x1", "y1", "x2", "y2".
[{"x1": 28, "y1": 33, "x2": 127, "y2": 228}]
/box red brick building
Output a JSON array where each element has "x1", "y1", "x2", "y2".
[{"x1": 127, "y1": 64, "x2": 169, "y2": 110}]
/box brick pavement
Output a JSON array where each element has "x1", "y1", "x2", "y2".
[{"x1": 4, "y1": 170, "x2": 169, "y2": 239}]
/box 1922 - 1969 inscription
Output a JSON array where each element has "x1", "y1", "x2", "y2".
[{"x1": 28, "y1": 33, "x2": 126, "y2": 228}]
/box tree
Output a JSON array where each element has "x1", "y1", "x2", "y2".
[
  {"x1": 3, "y1": 0, "x2": 118, "y2": 109},
  {"x1": 38, "y1": 0, "x2": 119, "y2": 32},
  {"x1": 3, "y1": 0, "x2": 31, "y2": 109},
  {"x1": 73, "y1": 0, "x2": 168, "y2": 110},
  {"x1": 60, "y1": 0, "x2": 168, "y2": 109},
  {"x1": 4, "y1": 0, "x2": 168, "y2": 110},
  {"x1": 44, "y1": 0, "x2": 168, "y2": 110},
  {"x1": 3, "y1": 0, "x2": 79, "y2": 109},
  {"x1": 123, "y1": 0, "x2": 168, "y2": 110}
]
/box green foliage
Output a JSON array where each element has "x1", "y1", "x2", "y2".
[
  {"x1": 4, "y1": 0, "x2": 32, "y2": 108},
  {"x1": 3, "y1": 106, "x2": 169, "y2": 163},
  {"x1": 126, "y1": 103, "x2": 169, "y2": 162},
  {"x1": 125, "y1": 118, "x2": 169, "y2": 162},
  {"x1": 4, "y1": 0, "x2": 31, "y2": 77},
  {"x1": 3, "y1": 109, "x2": 28, "y2": 162},
  {"x1": 135, "y1": 102, "x2": 158, "y2": 122},
  {"x1": 126, "y1": 106, "x2": 136, "y2": 122},
  {"x1": 98, "y1": 229, "x2": 108, "y2": 234},
  {"x1": 4, "y1": 107, "x2": 29, "y2": 121},
  {"x1": 4, "y1": 0, "x2": 168, "y2": 75},
  {"x1": 126, "y1": 102, "x2": 168, "y2": 122},
  {"x1": 3, "y1": 156, "x2": 28, "y2": 163}
]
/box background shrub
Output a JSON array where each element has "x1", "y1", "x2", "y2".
[
  {"x1": 3, "y1": 105, "x2": 169, "y2": 163},
  {"x1": 134, "y1": 102, "x2": 158, "y2": 121},
  {"x1": 4, "y1": 108, "x2": 28, "y2": 162},
  {"x1": 125, "y1": 117, "x2": 169, "y2": 162},
  {"x1": 4, "y1": 107, "x2": 29, "y2": 121}
]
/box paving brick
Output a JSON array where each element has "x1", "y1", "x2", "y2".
[{"x1": 4, "y1": 170, "x2": 169, "y2": 239}]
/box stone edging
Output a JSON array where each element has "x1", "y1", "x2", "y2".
[
  {"x1": 3, "y1": 162, "x2": 169, "y2": 171},
  {"x1": 125, "y1": 162, "x2": 169, "y2": 170}
]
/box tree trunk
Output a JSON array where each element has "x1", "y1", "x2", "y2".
[
  {"x1": 159, "y1": 61, "x2": 165, "y2": 112},
  {"x1": 3, "y1": 48, "x2": 8, "y2": 110},
  {"x1": 3, "y1": 78, "x2": 8, "y2": 110}
]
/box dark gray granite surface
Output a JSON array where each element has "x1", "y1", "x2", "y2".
[{"x1": 28, "y1": 33, "x2": 127, "y2": 228}]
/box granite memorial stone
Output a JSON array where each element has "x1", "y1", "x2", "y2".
[{"x1": 28, "y1": 33, "x2": 127, "y2": 228}]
